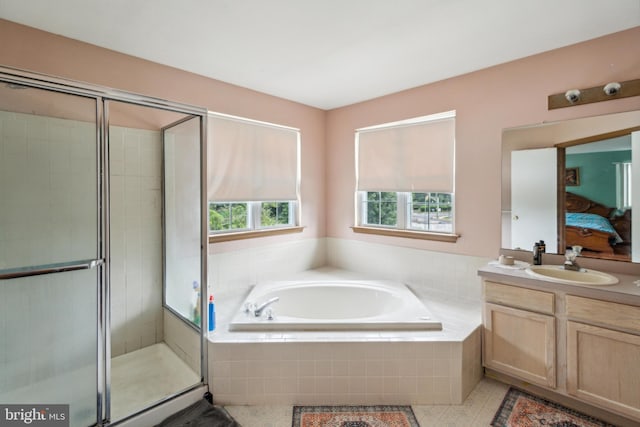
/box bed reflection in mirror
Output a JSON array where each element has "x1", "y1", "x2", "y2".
[{"x1": 501, "y1": 110, "x2": 640, "y2": 263}]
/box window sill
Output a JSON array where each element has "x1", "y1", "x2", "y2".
[
  {"x1": 351, "y1": 226, "x2": 459, "y2": 242},
  {"x1": 209, "y1": 226, "x2": 304, "y2": 243}
]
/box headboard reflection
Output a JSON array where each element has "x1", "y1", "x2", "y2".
[{"x1": 565, "y1": 192, "x2": 630, "y2": 260}]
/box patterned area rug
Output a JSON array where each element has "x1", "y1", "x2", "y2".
[
  {"x1": 292, "y1": 405, "x2": 420, "y2": 427},
  {"x1": 491, "y1": 387, "x2": 616, "y2": 427}
]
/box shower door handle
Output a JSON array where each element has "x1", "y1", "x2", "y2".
[{"x1": 0, "y1": 258, "x2": 104, "y2": 280}]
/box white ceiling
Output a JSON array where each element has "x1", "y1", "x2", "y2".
[{"x1": 1, "y1": 0, "x2": 638, "y2": 110}]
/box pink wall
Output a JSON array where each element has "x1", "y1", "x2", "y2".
[
  {"x1": 325, "y1": 27, "x2": 640, "y2": 258},
  {"x1": 1, "y1": 19, "x2": 639, "y2": 259},
  {"x1": 0, "y1": 19, "x2": 326, "y2": 250}
]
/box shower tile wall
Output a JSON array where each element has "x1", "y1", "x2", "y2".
[
  {"x1": 0, "y1": 110, "x2": 96, "y2": 269},
  {"x1": 0, "y1": 112, "x2": 164, "y2": 359},
  {"x1": 0, "y1": 111, "x2": 97, "y2": 421},
  {"x1": 109, "y1": 126, "x2": 163, "y2": 357}
]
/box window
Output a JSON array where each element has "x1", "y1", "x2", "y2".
[
  {"x1": 359, "y1": 191, "x2": 453, "y2": 233},
  {"x1": 260, "y1": 201, "x2": 294, "y2": 227},
  {"x1": 615, "y1": 162, "x2": 632, "y2": 210},
  {"x1": 355, "y1": 111, "x2": 456, "y2": 238},
  {"x1": 209, "y1": 202, "x2": 248, "y2": 231},
  {"x1": 363, "y1": 191, "x2": 397, "y2": 226},
  {"x1": 209, "y1": 201, "x2": 295, "y2": 233},
  {"x1": 408, "y1": 192, "x2": 453, "y2": 232},
  {"x1": 207, "y1": 112, "x2": 301, "y2": 238}
]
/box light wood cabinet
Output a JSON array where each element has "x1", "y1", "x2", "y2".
[
  {"x1": 484, "y1": 281, "x2": 555, "y2": 314},
  {"x1": 565, "y1": 296, "x2": 640, "y2": 420},
  {"x1": 566, "y1": 295, "x2": 640, "y2": 334},
  {"x1": 481, "y1": 277, "x2": 640, "y2": 423},
  {"x1": 484, "y1": 302, "x2": 556, "y2": 388},
  {"x1": 483, "y1": 282, "x2": 556, "y2": 388},
  {"x1": 567, "y1": 321, "x2": 640, "y2": 420}
]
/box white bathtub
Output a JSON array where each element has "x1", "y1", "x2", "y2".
[{"x1": 228, "y1": 280, "x2": 442, "y2": 331}]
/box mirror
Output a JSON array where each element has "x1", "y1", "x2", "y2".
[{"x1": 502, "y1": 110, "x2": 640, "y2": 262}]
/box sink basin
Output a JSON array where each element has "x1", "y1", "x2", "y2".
[{"x1": 525, "y1": 265, "x2": 619, "y2": 286}]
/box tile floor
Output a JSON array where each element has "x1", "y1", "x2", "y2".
[{"x1": 225, "y1": 376, "x2": 510, "y2": 427}]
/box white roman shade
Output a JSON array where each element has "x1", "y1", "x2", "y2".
[
  {"x1": 356, "y1": 111, "x2": 455, "y2": 193},
  {"x1": 208, "y1": 113, "x2": 300, "y2": 202}
]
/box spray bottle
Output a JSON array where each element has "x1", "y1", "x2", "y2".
[{"x1": 208, "y1": 295, "x2": 216, "y2": 332}]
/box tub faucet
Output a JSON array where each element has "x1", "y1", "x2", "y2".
[
  {"x1": 564, "y1": 246, "x2": 582, "y2": 271},
  {"x1": 254, "y1": 297, "x2": 279, "y2": 317}
]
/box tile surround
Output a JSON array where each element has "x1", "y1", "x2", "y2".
[
  {"x1": 210, "y1": 333, "x2": 482, "y2": 405},
  {"x1": 207, "y1": 239, "x2": 488, "y2": 406},
  {"x1": 110, "y1": 125, "x2": 164, "y2": 357},
  {"x1": 208, "y1": 238, "x2": 489, "y2": 336},
  {"x1": 326, "y1": 238, "x2": 489, "y2": 304},
  {"x1": 208, "y1": 238, "x2": 327, "y2": 326},
  {"x1": 164, "y1": 308, "x2": 201, "y2": 374}
]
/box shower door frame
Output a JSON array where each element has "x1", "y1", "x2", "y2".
[
  {"x1": 161, "y1": 114, "x2": 207, "y2": 333},
  {"x1": 0, "y1": 65, "x2": 209, "y2": 426}
]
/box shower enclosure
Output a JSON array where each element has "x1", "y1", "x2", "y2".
[{"x1": 0, "y1": 67, "x2": 208, "y2": 426}]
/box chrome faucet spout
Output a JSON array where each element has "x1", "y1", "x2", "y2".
[
  {"x1": 254, "y1": 297, "x2": 279, "y2": 317},
  {"x1": 564, "y1": 246, "x2": 582, "y2": 271},
  {"x1": 564, "y1": 260, "x2": 581, "y2": 271}
]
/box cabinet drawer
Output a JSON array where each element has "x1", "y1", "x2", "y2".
[
  {"x1": 484, "y1": 281, "x2": 554, "y2": 314},
  {"x1": 566, "y1": 295, "x2": 640, "y2": 335}
]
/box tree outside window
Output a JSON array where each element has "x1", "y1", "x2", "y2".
[
  {"x1": 361, "y1": 191, "x2": 453, "y2": 233},
  {"x1": 209, "y1": 201, "x2": 294, "y2": 232},
  {"x1": 209, "y1": 203, "x2": 248, "y2": 231},
  {"x1": 365, "y1": 192, "x2": 397, "y2": 226}
]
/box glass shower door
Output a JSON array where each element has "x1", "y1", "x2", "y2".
[
  {"x1": 0, "y1": 83, "x2": 102, "y2": 426},
  {"x1": 163, "y1": 116, "x2": 203, "y2": 328}
]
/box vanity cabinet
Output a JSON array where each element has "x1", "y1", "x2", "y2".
[
  {"x1": 566, "y1": 296, "x2": 640, "y2": 420},
  {"x1": 483, "y1": 281, "x2": 556, "y2": 388},
  {"x1": 480, "y1": 273, "x2": 640, "y2": 424}
]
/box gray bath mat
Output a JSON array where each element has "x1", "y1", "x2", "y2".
[{"x1": 155, "y1": 399, "x2": 241, "y2": 427}]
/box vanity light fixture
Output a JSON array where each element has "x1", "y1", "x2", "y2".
[{"x1": 548, "y1": 78, "x2": 640, "y2": 110}]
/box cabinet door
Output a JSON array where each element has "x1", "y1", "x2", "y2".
[
  {"x1": 567, "y1": 321, "x2": 640, "y2": 421},
  {"x1": 484, "y1": 303, "x2": 556, "y2": 388}
]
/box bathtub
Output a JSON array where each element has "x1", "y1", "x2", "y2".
[{"x1": 228, "y1": 280, "x2": 442, "y2": 331}]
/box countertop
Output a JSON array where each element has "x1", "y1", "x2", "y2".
[{"x1": 478, "y1": 262, "x2": 640, "y2": 305}]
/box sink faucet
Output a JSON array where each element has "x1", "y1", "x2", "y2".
[
  {"x1": 254, "y1": 296, "x2": 279, "y2": 317},
  {"x1": 564, "y1": 246, "x2": 582, "y2": 271}
]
